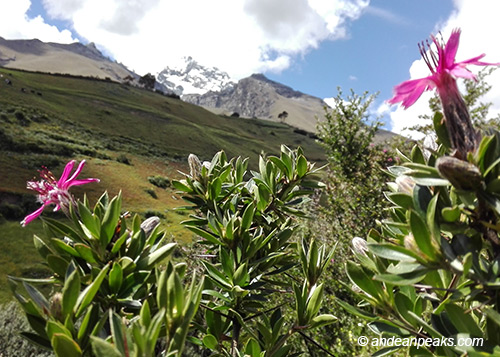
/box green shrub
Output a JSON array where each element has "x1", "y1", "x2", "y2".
[
  {"x1": 145, "y1": 187, "x2": 158, "y2": 199},
  {"x1": 147, "y1": 175, "x2": 171, "y2": 189},
  {"x1": 116, "y1": 153, "x2": 131, "y2": 165}
]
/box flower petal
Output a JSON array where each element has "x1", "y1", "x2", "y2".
[
  {"x1": 21, "y1": 205, "x2": 46, "y2": 226},
  {"x1": 448, "y1": 66, "x2": 476, "y2": 80},
  {"x1": 63, "y1": 160, "x2": 86, "y2": 188},
  {"x1": 58, "y1": 160, "x2": 76, "y2": 187},
  {"x1": 444, "y1": 28, "x2": 461, "y2": 67},
  {"x1": 388, "y1": 77, "x2": 435, "y2": 109},
  {"x1": 66, "y1": 178, "x2": 100, "y2": 188}
]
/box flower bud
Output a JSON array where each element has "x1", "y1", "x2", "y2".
[
  {"x1": 436, "y1": 156, "x2": 482, "y2": 191},
  {"x1": 49, "y1": 292, "x2": 63, "y2": 321},
  {"x1": 141, "y1": 216, "x2": 160, "y2": 238},
  {"x1": 395, "y1": 175, "x2": 415, "y2": 194},
  {"x1": 188, "y1": 154, "x2": 202, "y2": 179},
  {"x1": 404, "y1": 233, "x2": 418, "y2": 252},
  {"x1": 352, "y1": 237, "x2": 368, "y2": 256}
]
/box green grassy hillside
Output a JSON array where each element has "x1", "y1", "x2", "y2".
[
  {"x1": 0, "y1": 67, "x2": 326, "y2": 202},
  {"x1": 0, "y1": 68, "x2": 326, "y2": 302}
]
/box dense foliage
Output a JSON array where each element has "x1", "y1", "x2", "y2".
[{"x1": 8, "y1": 146, "x2": 336, "y2": 356}]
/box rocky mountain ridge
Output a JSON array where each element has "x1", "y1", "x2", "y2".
[
  {"x1": 0, "y1": 37, "x2": 136, "y2": 82},
  {"x1": 156, "y1": 56, "x2": 235, "y2": 96},
  {"x1": 183, "y1": 73, "x2": 329, "y2": 133}
]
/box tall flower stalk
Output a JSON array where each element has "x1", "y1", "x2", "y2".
[
  {"x1": 389, "y1": 28, "x2": 499, "y2": 158},
  {"x1": 21, "y1": 160, "x2": 99, "y2": 226}
]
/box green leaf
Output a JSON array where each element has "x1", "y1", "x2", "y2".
[
  {"x1": 209, "y1": 177, "x2": 222, "y2": 201},
  {"x1": 136, "y1": 242, "x2": 176, "y2": 269},
  {"x1": 433, "y1": 112, "x2": 451, "y2": 149},
  {"x1": 297, "y1": 155, "x2": 308, "y2": 177},
  {"x1": 109, "y1": 310, "x2": 127, "y2": 356},
  {"x1": 385, "y1": 193, "x2": 413, "y2": 210},
  {"x1": 203, "y1": 261, "x2": 232, "y2": 289},
  {"x1": 51, "y1": 238, "x2": 80, "y2": 258},
  {"x1": 75, "y1": 264, "x2": 110, "y2": 318},
  {"x1": 109, "y1": 262, "x2": 123, "y2": 294},
  {"x1": 442, "y1": 206, "x2": 460, "y2": 222},
  {"x1": 74, "y1": 243, "x2": 97, "y2": 263},
  {"x1": 426, "y1": 194, "x2": 440, "y2": 244},
  {"x1": 374, "y1": 269, "x2": 427, "y2": 285},
  {"x1": 202, "y1": 289, "x2": 231, "y2": 303},
  {"x1": 310, "y1": 314, "x2": 337, "y2": 329},
  {"x1": 19, "y1": 332, "x2": 51, "y2": 350},
  {"x1": 77, "y1": 305, "x2": 98, "y2": 341},
  {"x1": 90, "y1": 336, "x2": 122, "y2": 357},
  {"x1": 367, "y1": 243, "x2": 420, "y2": 262},
  {"x1": 100, "y1": 193, "x2": 122, "y2": 246},
  {"x1": 241, "y1": 203, "x2": 255, "y2": 231},
  {"x1": 110, "y1": 231, "x2": 129, "y2": 255},
  {"x1": 412, "y1": 177, "x2": 450, "y2": 186},
  {"x1": 33, "y1": 235, "x2": 53, "y2": 260},
  {"x1": 411, "y1": 145, "x2": 426, "y2": 165},
  {"x1": 346, "y1": 261, "x2": 382, "y2": 300},
  {"x1": 409, "y1": 210, "x2": 436, "y2": 261},
  {"x1": 245, "y1": 338, "x2": 262, "y2": 356},
  {"x1": 46, "y1": 320, "x2": 72, "y2": 341},
  {"x1": 23, "y1": 282, "x2": 49, "y2": 311},
  {"x1": 62, "y1": 269, "x2": 80, "y2": 317},
  {"x1": 47, "y1": 255, "x2": 70, "y2": 277},
  {"x1": 394, "y1": 292, "x2": 417, "y2": 325},
  {"x1": 78, "y1": 201, "x2": 100, "y2": 237},
  {"x1": 232, "y1": 263, "x2": 249, "y2": 287},
  {"x1": 171, "y1": 180, "x2": 193, "y2": 193},
  {"x1": 445, "y1": 304, "x2": 483, "y2": 337},
  {"x1": 202, "y1": 334, "x2": 218, "y2": 349},
  {"x1": 43, "y1": 218, "x2": 83, "y2": 243},
  {"x1": 368, "y1": 321, "x2": 409, "y2": 336},
  {"x1": 186, "y1": 226, "x2": 223, "y2": 245},
  {"x1": 280, "y1": 150, "x2": 293, "y2": 179},
  {"x1": 52, "y1": 333, "x2": 82, "y2": 357}
]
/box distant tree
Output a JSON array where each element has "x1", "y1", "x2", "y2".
[
  {"x1": 278, "y1": 110, "x2": 288, "y2": 123},
  {"x1": 139, "y1": 73, "x2": 156, "y2": 90}
]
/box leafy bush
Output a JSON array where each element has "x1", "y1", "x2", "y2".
[
  {"x1": 10, "y1": 147, "x2": 335, "y2": 356},
  {"x1": 10, "y1": 191, "x2": 201, "y2": 356},
  {"x1": 116, "y1": 154, "x2": 131, "y2": 165},
  {"x1": 145, "y1": 187, "x2": 158, "y2": 199},
  {"x1": 172, "y1": 147, "x2": 336, "y2": 355},
  {"x1": 342, "y1": 28, "x2": 500, "y2": 356},
  {"x1": 147, "y1": 175, "x2": 171, "y2": 189}
]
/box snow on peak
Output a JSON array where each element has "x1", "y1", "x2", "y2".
[{"x1": 156, "y1": 56, "x2": 235, "y2": 96}]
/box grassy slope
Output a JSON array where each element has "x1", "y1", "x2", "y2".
[{"x1": 0, "y1": 67, "x2": 326, "y2": 302}]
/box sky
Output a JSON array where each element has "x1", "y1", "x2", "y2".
[{"x1": 1, "y1": 0, "x2": 500, "y2": 136}]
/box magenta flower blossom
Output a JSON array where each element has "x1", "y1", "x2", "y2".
[
  {"x1": 388, "y1": 28, "x2": 497, "y2": 108},
  {"x1": 389, "y1": 28, "x2": 499, "y2": 157},
  {"x1": 21, "y1": 160, "x2": 99, "y2": 226}
]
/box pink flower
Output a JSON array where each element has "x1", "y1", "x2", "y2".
[
  {"x1": 21, "y1": 160, "x2": 99, "y2": 226},
  {"x1": 388, "y1": 28, "x2": 498, "y2": 109},
  {"x1": 389, "y1": 28, "x2": 499, "y2": 158}
]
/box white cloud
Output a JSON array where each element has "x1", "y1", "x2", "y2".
[
  {"x1": 4, "y1": 0, "x2": 369, "y2": 78},
  {"x1": 388, "y1": 0, "x2": 500, "y2": 138},
  {"x1": 0, "y1": 0, "x2": 75, "y2": 43}
]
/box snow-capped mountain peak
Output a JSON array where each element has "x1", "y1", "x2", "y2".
[{"x1": 156, "y1": 56, "x2": 235, "y2": 96}]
